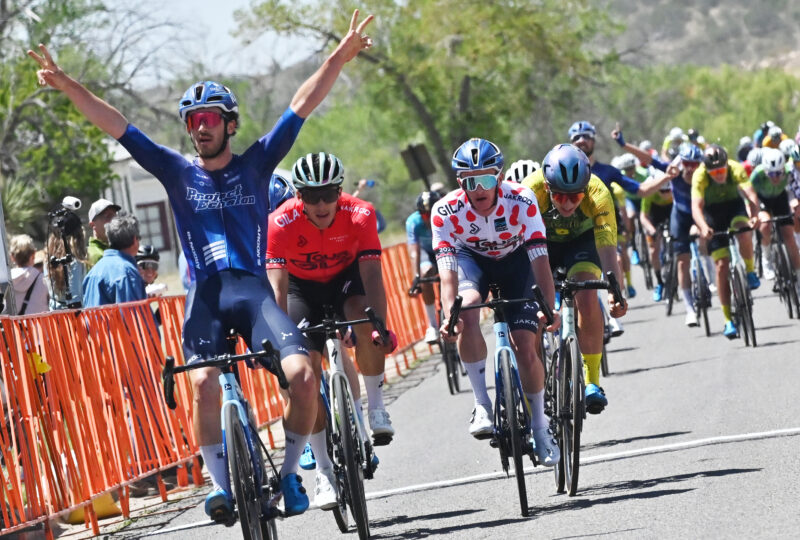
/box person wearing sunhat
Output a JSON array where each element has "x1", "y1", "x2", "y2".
[{"x1": 87, "y1": 198, "x2": 121, "y2": 268}]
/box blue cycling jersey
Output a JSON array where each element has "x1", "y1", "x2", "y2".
[
  {"x1": 671, "y1": 173, "x2": 693, "y2": 215},
  {"x1": 648, "y1": 156, "x2": 669, "y2": 172},
  {"x1": 117, "y1": 107, "x2": 304, "y2": 282},
  {"x1": 405, "y1": 211, "x2": 433, "y2": 254},
  {"x1": 592, "y1": 161, "x2": 641, "y2": 196}
]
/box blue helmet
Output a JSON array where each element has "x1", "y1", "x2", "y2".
[
  {"x1": 542, "y1": 144, "x2": 591, "y2": 193},
  {"x1": 568, "y1": 121, "x2": 596, "y2": 141},
  {"x1": 268, "y1": 173, "x2": 295, "y2": 212},
  {"x1": 179, "y1": 81, "x2": 239, "y2": 122},
  {"x1": 451, "y1": 138, "x2": 504, "y2": 176},
  {"x1": 678, "y1": 142, "x2": 703, "y2": 163}
]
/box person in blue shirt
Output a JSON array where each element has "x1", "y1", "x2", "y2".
[
  {"x1": 29, "y1": 9, "x2": 377, "y2": 521},
  {"x1": 82, "y1": 212, "x2": 147, "y2": 308},
  {"x1": 406, "y1": 191, "x2": 441, "y2": 343}
]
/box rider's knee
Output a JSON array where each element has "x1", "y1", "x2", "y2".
[{"x1": 192, "y1": 372, "x2": 221, "y2": 404}]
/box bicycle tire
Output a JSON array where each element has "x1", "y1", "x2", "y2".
[
  {"x1": 664, "y1": 241, "x2": 677, "y2": 316},
  {"x1": 731, "y1": 268, "x2": 750, "y2": 346},
  {"x1": 225, "y1": 407, "x2": 263, "y2": 540},
  {"x1": 335, "y1": 377, "x2": 369, "y2": 539},
  {"x1": 637, "y1": 224, "x2": 654, "y2": 290},
  {"x1": 775, "y1": 243, "x2": 796, "y2": 319},
  {"x1": 696, "y1": 268, "x2": 711, "y2": 337},
  {"x1": 329, "y1": 415, "x2": 350, "y2": 533},
  {"x1": 500, "y1": 351, "x2": 528, "y2": 517},
  {"x1": 781, "y1": 242, "x2": 800, "y2": 318},
  {"x1": 558, "y1": 336, "x2": 582, "y2": 496},
  {"x1": 739, "y1": 268, "x2": 757, "y2": 347},
  {"x1": 546, "y1": 346, "x2": 565, "y2": 494},
  {"x1": 443, "y1": 341, "x2": 460, "y2": 395}
]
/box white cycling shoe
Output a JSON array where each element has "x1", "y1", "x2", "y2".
[
  {"x1": 424, "y1": 326, "x2": 439, "y2": 344},
  {"x1": 532, "y1": 427, "x2": 560, "y2": 467},
  {"x1": 469, "y1": 404, "x2": 494, "y2": 440},
  {"x1": 314, "y1": 467, "x2": 338, "y2": 511},
  {"x1": 369, "y1": 408, "x2": 395, "y2": 446}
]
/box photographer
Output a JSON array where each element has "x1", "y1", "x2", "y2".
[
  {"x1": 3, "y1": 235, "x2": 49, "y2": 315},
  {"x1": 82, "y1": 211, "x2": 146, "y2": 308},
  {"x1": 46, "y1": 197, "x2": 88, "y2": 310}
]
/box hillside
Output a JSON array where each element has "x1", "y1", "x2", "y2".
[{"x1": 608, "y1": 0, "x2": 800, "y2": 73}]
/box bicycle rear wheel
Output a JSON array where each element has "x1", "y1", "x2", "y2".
[
  {"x1": 500, "y1": 351, "x2": 528, "y2": 517},
  {"x1": 225, "y1": 407, "x2": 263, "y2": 540},
  {"x1": 774, "y1": 243, "x2": 796, "y2": 319},
  {"x1": 335, "y1": 377, "x2": 369, "y2": 539},
  {"x1": 664, "y1": 243, "x2": 677, "y2": 316},
  {"x1": 782, "y1": 242, "x2": 800, "y2": 317}
]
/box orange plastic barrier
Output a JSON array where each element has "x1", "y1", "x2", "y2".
[{"x1": 0, "y1": 242, "x2": 428, "y2": 537}]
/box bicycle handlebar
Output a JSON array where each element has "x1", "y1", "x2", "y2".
[
  {"x1": 162, "y1": 339, "x2": 289, "y2": 411},
  {"x1": 301, "y1": 307, "x2": 390, "y2": 345},
  {"x1": 408, "y1": 274, "x2": 440, "y2": 296},
  {"x1": 710, "y1": 226, "x2": 755, "y2": 240},
  {"x1": 554, "y1": 271, "x2": 624, "y2": 305},
  {"x1": 447, "y1": 285, "x2": 546, "y2": 333}
]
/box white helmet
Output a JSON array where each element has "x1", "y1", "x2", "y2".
[
  {"x1": 668, "y1": 127, "x2": 684, "y2": 141},
  {"x1": 768, "y1": 125, "x2": 783, "y2": 139},
  {"x1": 617, "y1": 153, "x2": 637, "y2": 170},
  {"x1": 639, "y1": 140, "x2": 653, "y2": 152},
  {"x1": 778, "y1": 138, "x2": 797, "y2": 158},
  {"x1": 762, "y1": 147, "x2": 785, "y2": 175},
  {"x1": 504, "y1": 159, "x2": 541, "y2": 183}
]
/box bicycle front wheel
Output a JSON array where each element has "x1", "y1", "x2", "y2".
[
  {"x1": 776, "y1": 243, "x2": 798, "y2": 319},
  {"x1": 731, "y1": 268, "x2": 753, "y2": 346},
  {"x1": 557, "y1": 336, "x2": 582, "y2": 496},
  {"x1": 443, "y1": 341, "x2": 461, "y2": 395},
  {"x1": 335, "y1": 377, "x2": 369, "y2": 539},
  {"x1": 500, "y1": 351, "x2": 528, "y2": 517},
  {"x1": 225, "y1": 407, "x2": 263, "y2": 540}
]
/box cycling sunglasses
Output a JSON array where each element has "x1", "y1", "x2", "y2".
[
  {"x1": 460, "y1": 174, "x2": 498, "y2": 191},
  {"x1": 300, "y1": 187, "x2": 340, "y2": 204},
  {"x1": 571, "y1": 133, "x2": 594, "y2": 143},
  {"x1": 766, "y1": 170, "x2": 784, "y2": 178},
  {"x1": 137, "y1": 261, "x2": 159, "y2": 271},
  {"x1": 550, "y1": 191, "x2": 585, "y2": 205},
  {"x1": 707, "y1": 166, "x2": 727, "y2": 180},
  {"x1": 186, "y1": 111, "x2": 224, "y2": 131}
]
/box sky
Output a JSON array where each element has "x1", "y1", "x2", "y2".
[{"x1": 135, "y1": 0, "x2": 314, "y2": 77}]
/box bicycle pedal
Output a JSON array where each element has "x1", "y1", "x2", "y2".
[
  {"x1": 372, "y1": 434, "x2": 393, "y2": 447},
  {"x1": 488, "y1": 437, "x2": 500, "y2": 448}
]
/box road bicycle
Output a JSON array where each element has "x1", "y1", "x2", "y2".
[
  {"x1": 761, "y1": 215, "x2": 800, "y2": 318},
  {"x1": 547, "y1": 270, "x2": 622, "y2": 497},
  {"x1": 633, "y1": 217, "x2": 654, "y2": 290},
  {"x1": 656, "y1": 221, "x2": 678, "y2": 316},
  {"x1": 409, "y1": 274, "x2": 464, "y2": 395},
  {"x1": 300, "y1": 307, "x2": 388, "y2": 540},
  {"x1": 162, "y1": 337, "x2": 289, "y2": 540},
  {"x1": 712, "y1": 227, "x2": 757, "y2": 346},
  {"x1": 447, "y1": 284, "x2": 552, "y2": 517},
  {"x1": 689, "y1": 236, "x2": 713, "y2": 336}
]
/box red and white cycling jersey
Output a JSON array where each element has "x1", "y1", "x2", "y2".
[
  {"x1": 266, "y1": 192, "x2": 381, "y2": 283},
  {"x1": 431, "y1": 181, "x2": 547, "y2": 271}
]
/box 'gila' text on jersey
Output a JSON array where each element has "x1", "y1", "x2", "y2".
[{"x1": 186, "y1": 184, "x2": 256, "y2": 211}]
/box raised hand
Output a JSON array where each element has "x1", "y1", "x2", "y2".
[
  {"x1": 27, "y1": 44, "x2": 68, "y2": 90},
  {"x1": 336, "y1": 9, "x2": 375, "y2": 63}
]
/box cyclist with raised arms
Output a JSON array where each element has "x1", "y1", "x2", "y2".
[
  {"x1": 433, "y1": 138, "x2": 561, "y2": 466},
  {"x1": 750, "y1": 148, "x2": 800, "y2": 295},
  {"x1": 28, "y1": 10, "x2": 374, "y2": 521},
  {"x1": 691, "y1": 144, "x2": 761, "y2": 339},
  {"x1": 522, "y1": 144, "x2": 627, "y2": 413},
  {"x1": 267, "y1": 152, "x2": 396, "y2": 509},
  {"x1": 406, "y1": 190, "x2": 443, "y2": 344}
]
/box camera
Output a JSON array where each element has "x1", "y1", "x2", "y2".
[{"x1": 62, "y1": 196, "x2": 81, "y2": 211}]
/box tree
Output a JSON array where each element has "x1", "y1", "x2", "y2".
[
  {"x1": 236, "y1": 0, "x2": 620, "y2": 189},
  {"x1": 1, "y1": 0, "x2": 185, "y2": 238}
]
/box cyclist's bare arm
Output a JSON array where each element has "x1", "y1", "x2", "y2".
[
  {"x1": 530, "y1": 255, "x2": 561, "y2": 332},
  {"x1": 267, "y1": 268, "x2": 290, "y2": 313},
  {"x1": 408, "y1": 242, "x2": 421, "y2": 275},
  {"x1": 290, "y1": 10, "x2": 374, "y2": 118},
  {"x1": 359, "y1": 258, "x2": 387, "y2": 320},
  {"x1": 640, "y1": 210, "x2": 657, "y2": 236},
  {"x1": 738, "y1": 184, "x2": 761, "y2": 226},
  {"x1": 638, "y1": 165, "x2": 680, "y2": 198},
  {"x1": 691, "y1": 196, "x2": 713, "y2": 238},
  {"x1": 598, "y1": 244, "x2": 627, "y2": 317},
  {"x1": 27, "y1": 44, "x2": 128, "y2": 139}
]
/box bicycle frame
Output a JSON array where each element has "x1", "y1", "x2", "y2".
[{"x1": 324, "y1": 336, "x2": 371, "y2": 460}]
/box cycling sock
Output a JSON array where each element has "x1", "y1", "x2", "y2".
[
  {"x1": 526, "y1": 390, "x2": 548, "y2": 430},
  {"x1": 309, "y1": 430, "x2": 333, "y2": 470},
  {"x1": 721, "y1": 304, "x2": 732, "y2": 323},
  {"x1": 280, "y1": 429, "x2": 309, "y2": 478},
  {"x1": 200, "y1": 443, "x2": 227, "y2": 491},
  {"x1": 744, "y1": 257, "x2": 755, "y2": 273},
  {"x1": 464, "y1": 359, "x2": 491, "y2": 408},
  {"x1": 363, "y1": 374, "x2": 386, "y2": 411},
  {"x1": 682, "y1": 288, "x2": 693, "y2": 312},
  {"x1": 703, "y1": 255, "x2": 716, "y2": 284},
  {"x1": 583, "y1": 353, "x2": 602, "y2": 387},
  {"x1": 424, "y1": 303, "x2": 438, "y2": 328},
  {"x1": 625, "y1": 271, "x2": 632, "y2": 287}
]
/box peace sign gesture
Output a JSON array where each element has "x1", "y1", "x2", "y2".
[
  {"x1": 335, "y1": 9, "x2": 375, "y2": 64},
  {"x1": 27, "y1": 44, "x2": 68, "y2": 90}
]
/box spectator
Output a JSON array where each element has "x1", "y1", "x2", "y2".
[
  {"x1": 33, "y1": 250, "x2": 46, "y2": 272},
  {"x1": 4, "y1": 234, "x2": 49, "y2": 315},
  {"x1": 86, "y1": 198, "x2": 121, "y2": 268},
  {"x1": 135, "y1": 244, "x2": 167, "y2": 297},
  {"x1": 45, "y1": 208, "x2": 88, "y2": 310},
  {"x1": 82, "y1": 211, "x2": 146, "y2": 307}
]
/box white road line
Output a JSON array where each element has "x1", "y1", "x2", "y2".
[{"x1": 365, "y1": 427, "x2": 800, "y2": 500}]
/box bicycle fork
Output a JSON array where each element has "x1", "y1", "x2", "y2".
[
  {"x1": 219, "y1": 372, "x2": 265, "y2": 499},
  {"x1": 491, "y1": 322, "x2": 533, "y2": 455}
]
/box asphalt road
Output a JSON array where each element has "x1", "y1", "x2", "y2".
[{"x1": 95, "y1": 268, "x2": 800, "y2": 539}]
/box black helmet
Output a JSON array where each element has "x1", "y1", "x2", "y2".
[
  {"x1": 136, "y1": 244, "x2": 160, "y2": 262},
  {"x1": 703, "y1": 144, "x2": 728, "y2": 170},
  {"x1": 416, "y1": 191, "x2": 442, "y2": 214}
]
